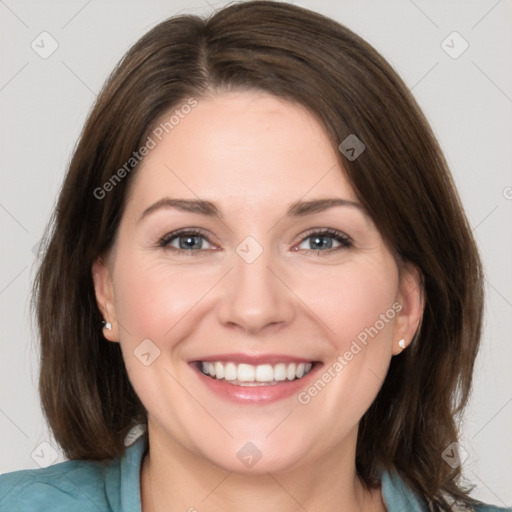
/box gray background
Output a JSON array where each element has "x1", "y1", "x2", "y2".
[{"x1": 1, "y1": 0, "x2": 511, "y2": 507}]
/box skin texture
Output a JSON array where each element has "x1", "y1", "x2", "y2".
[{"x1": 93, "y1": 91, "x2": 423, "y2": 511}]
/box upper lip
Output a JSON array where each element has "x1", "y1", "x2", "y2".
[{"x1": 190, "y1": 353, "x2": 318, "y2": 366}]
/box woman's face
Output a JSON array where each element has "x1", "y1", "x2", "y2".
[{"x1": 94, "y1": 91, "x2": 421, "y2": 473}]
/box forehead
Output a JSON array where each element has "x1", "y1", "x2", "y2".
[{"x1": 126, "y1": 91, "x2": 358, "y2": 215}]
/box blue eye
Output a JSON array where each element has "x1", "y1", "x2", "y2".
[
  {"x1": 159, "y1": 230, "x2": 214, "y2": 252},
  {"x1": 296, "y1": 229, "x2": 352, "y2": 253},
  {"x1": 158, "y1": 228, "x2": 352, "y2": 255}
]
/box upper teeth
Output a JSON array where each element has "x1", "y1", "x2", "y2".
[{"x1": 201, "y1": 361, "x2": 313, "y2": 383}]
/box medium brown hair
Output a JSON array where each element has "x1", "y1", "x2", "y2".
[{"x1": 34, "y1": 1, "x2": 484, "y2": 509}]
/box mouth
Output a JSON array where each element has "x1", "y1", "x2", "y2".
[
  {"x1": 189, "y1": 354, "x2": 321, "y2": 404},
  {"x1": 197, "y1": 360, "x2": 314, "y2": 386}
]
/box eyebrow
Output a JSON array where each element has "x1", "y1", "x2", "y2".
[{"x1": 138, "y1": 197, "x2": 364, "y2": 223}]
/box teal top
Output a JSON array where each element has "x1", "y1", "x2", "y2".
[{"x1": 0, "y1": 434, "x2": 509, "y2": 511}]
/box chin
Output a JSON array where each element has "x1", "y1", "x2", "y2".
[{"x1": 194, "y1": 434, "x2": 312, "y2": 475}]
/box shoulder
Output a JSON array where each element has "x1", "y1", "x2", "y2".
[
  {"x1": 0, "y1": 432, "x2": 147, "y2": 512},
  {"x1": 0, "y1": 457, "x2": 111, "y2": 512}
]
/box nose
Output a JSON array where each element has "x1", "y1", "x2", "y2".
[{"x1": 217, "y1": 243, "x2": 296, "y2": 335}]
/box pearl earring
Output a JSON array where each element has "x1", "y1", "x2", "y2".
[
  {"x1": 103, "y1": 320, "x2": 112, "y2": 331},
  {"x1": 398, "y1": 338, "x2": 405, "y2": 349}
]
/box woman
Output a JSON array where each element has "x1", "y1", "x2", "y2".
[{"x1": 0, "y1": 1, "x2": 509, "y2": 511}]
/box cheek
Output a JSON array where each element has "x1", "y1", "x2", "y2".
[
  {"x1": 112, "y1": 252, "x2": 210, "y2": 342},
  {"x1": 110, "y1": 251, "x2": 212, "y2": 409},
  {"x1": 300, "y1": 256, "x2": 399, "y2": 417},
  {"x1": 302, "y1": 256, "x2": 400, "y2": 351}
]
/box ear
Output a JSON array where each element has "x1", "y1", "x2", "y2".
[
  {"x1": 391, "y1": 263, "x2": 424, "y2": 355},
  {"x1": 92, "y1": 257, "x2": 120, "y2": 342}
]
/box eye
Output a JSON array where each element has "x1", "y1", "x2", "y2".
[
  {"x1": 159, "y1": 229, "x2": 216, "y2": 253},
  {"x1": 295, "y1": 228, "x2": 353, "y2": 253},
  {"x1": 158, "y1": 227, "x2": 352, "y2": 255}
]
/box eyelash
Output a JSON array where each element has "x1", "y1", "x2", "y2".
[{"x1": 158, "y1": 227, "x2": 353, "y2": 256}]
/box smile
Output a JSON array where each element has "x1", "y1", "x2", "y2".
[{"x1": 199, "y1": 361, "x2": 314, "y2": 386}]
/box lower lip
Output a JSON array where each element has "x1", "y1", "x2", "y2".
[{"x1": 190, "y1": 363, "x2": 321, "y2": 404}]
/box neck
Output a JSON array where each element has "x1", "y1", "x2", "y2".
[{"x1": 140, "y1": 420, "x2": 385, "y2": 512}]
